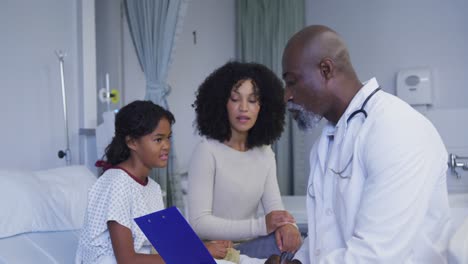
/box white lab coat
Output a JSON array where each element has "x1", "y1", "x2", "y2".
[{"x1": 294, "y1": 78, "x2": 452, "y2": 264}]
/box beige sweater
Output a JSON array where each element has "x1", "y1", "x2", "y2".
[{"x1": 188, "y1": 138, "x2": 284, "y2": 242}]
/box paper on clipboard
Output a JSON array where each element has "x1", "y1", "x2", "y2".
[{"x1": 134, "y1": 206, "x2": 216, "y2": 264}]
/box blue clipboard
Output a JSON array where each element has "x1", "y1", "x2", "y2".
[{"x1": 134, "y1": 206, "x2": 216, "y2": 264}]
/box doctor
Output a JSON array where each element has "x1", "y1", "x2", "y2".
[{"x1": 266, "y1": 25, "x2": 452, "y2": 263}]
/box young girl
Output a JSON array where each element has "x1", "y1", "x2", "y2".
[{"x1": 76, "y1": 100, "x2": 231, "y2": 264}]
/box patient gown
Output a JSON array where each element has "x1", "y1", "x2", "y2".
[{"x1": 75, "y1": 167, "x2": 164, "y2": 264}]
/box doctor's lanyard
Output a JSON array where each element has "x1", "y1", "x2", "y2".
[{"x1": 330, "y1": 87, "x2": 381, "y2": 180}]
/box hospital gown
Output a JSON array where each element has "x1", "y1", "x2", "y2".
[{"x1": 75, "y1": 167, "x2": 164, "y2": 264}]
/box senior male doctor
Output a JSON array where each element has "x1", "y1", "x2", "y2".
[{"x1": 266, "y1": 25, "x2": 452, "y2": 264}]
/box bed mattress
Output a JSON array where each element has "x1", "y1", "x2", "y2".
[{"x1": 0, "y1": 230, "x2": 79, "y2": 264}]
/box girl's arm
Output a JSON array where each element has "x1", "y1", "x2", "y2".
[
  {"x1": 109, "y1": 220, "x2": 233, "y2": 261},
  {"x1": 108, "y1": 221, "x2": 165, "y2": 264}
]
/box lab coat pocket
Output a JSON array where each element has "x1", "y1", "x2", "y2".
[
  {"x1": 331, "y1": 156, "x2": 357, "y2": 236},
  {"x1": 330, "y1": 150, "x2": 354, "y2": 197},
  {"x1": 338, "y1": 170, "x2": 354, "y2": 199}
]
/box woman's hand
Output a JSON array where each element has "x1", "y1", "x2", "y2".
[
  {"x1": 204, "y1": 240, "x2": 233, "y2": 259},
  {"x1": 265, "y1": 210, "x2": 296, "y2": 234}
]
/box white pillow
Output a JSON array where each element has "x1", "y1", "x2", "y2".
[{"x1": 0, "y1": 165, "x2": 97, "y2": 238}]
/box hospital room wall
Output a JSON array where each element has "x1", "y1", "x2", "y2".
[
  {"x1": 122, "y1": 0, "x2": 468, "y2": 178},
  {"x1": 0, "y1": 0, "x2": 82, "y2": 170},
  {"x1": 122, "y1": 0, "x2": 236, "y2": 174},
  {"x1": 306, "y1": 0, "x2": 468, "y2": 190},
  {"x1": 0, "y1": 0, "x2": 234, "y2": 172},
  {"x1": 306, "y1": 0, "x2": 468, "y2": 109},
  {"x1": 2, "y1": 0, "x2": 466, "y2": 177}
]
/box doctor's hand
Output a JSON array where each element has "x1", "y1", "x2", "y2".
[
  {"x1": 275, "y1": 224, "x2": 302, "y2": 252},
  {"x1": 265, "y1": 210, "x2": 296, "y2": 234},
  {"x1": 204, "y1": 240, "x2": 233, "y2": 259}
]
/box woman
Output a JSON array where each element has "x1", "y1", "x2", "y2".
[{"x1": 188, "y1": 61, "x2": 302, "y2": 259}]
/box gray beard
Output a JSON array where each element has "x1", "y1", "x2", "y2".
[{"x1": 287, "y1": 101, "x2": 323, "y2": 131}]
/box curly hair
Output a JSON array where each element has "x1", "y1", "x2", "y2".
[
  {"x1": 193, "y1": 61, "x2": 285, "y2": 148},
  {"x1": 104, "y1": 100, "x2": 175, "y2": 166}
]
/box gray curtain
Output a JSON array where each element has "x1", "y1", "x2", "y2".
[
  {"x1": 236, "y1": 0, "x2": 306, "y2": 195},
  {"x1": 124, "y1": 0, "x2": 188, "y2": 208}
]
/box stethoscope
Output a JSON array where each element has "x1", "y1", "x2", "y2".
[
  {"x1": 345, "y1": 87, "x2": 381, "y2": 123},
  {"x1": 308, "y1": 87, "x2": 381, "y2": 197}
]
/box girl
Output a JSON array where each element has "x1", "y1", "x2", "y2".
[{"x1": 76, "y1": 100, "x2": 231, "y2": 264}]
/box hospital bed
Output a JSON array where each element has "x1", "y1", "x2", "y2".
[
  {"x1": 281, "y1": 196, "x2": 308, "y2": 235},
  {"x1": 0, "y1": 166, "x2": 267, "y2": 264},
  {"x1": 0, "y1": 166, "x2": 97, "y2": 264},
  {"x1": 2, "y1": 164, "x2": 466, "y2": 264}
]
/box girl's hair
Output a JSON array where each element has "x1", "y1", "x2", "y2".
[
  {"x1": 193, "y1": 61, "x2": 285, "y2": 148},
  {"x1": 104, "y1": 100, "x2": 175, "y2": 166}
]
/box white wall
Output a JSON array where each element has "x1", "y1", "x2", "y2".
[
  {"x1": 95, "y1": 0, "x2": 123, "y2": 124},
  {"x1": 0, "y1": 0, "x2": 234, "y2": 172},
  {"x1": 0, "y1": 0, "x2": 82, "y2": 170},
  {"x1": 123, "y1": 0, "x2": 236, "y2": 173},
  {"x1": 306, "y1": 0, "x2": 468, "y2": 109},
  {"x1": 5, "y1": 0, "x2": 466, "y2": 183}
]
